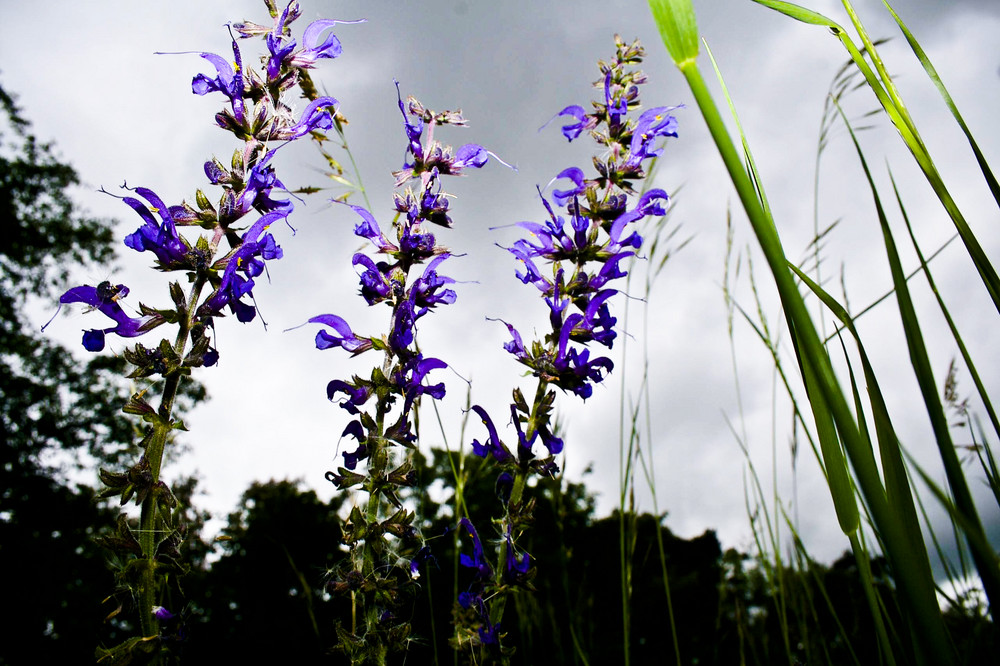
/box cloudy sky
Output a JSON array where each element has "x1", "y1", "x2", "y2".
[{"x1": 3, "y1": 0, "x2": 999, "y2": 572}]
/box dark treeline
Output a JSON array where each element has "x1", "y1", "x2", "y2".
[
  {"x1": 1, "y1": 81, "x2": 994, "y2": 665},
  {"x1": 175, "y1": 451, "x2": 995, "y2": 665}
]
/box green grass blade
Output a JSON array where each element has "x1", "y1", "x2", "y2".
[
  {"x1": 836, "y1": 104, "x2": 1000, "y2": 618},
  {"x1": 646, "y1": 0, "x2": 699, "y2": 67},
  {"x1": 883, "y1": 1, "x2": 1000, "y2": 208},
  {"x1": 792, "y1": 263, "x2": 941, "y2": 638},
  {"x1": 647, "y1": 2, "x2": 963, "y2": 659},
  {"x1": 753, "y1": 0, "x2": 839, "y2": 27},
  {"x1": 888, "y1": 168, "x2": 1000, "y2": 448},
  {"x1": 704, "y1": 20, "x2": 859, "y2": 539},
  {"x1": 754, "y1": 0, "x2": 1000, "y2": 316},
  {"x1": 903, "y1": 449, "x2": 1000, "y2": 595}
]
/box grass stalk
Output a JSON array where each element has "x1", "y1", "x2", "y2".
[{"x1": 647, "y1": 0, "x2": 963, "y2": 662}]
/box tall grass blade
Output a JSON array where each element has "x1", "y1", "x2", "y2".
[
  {"x1": 882, "y1": 2, "x2": 1000, "y2": 208},
  {"x1": 648, "y1": 1, "x2": 963, "y2": 661},
  {"x1": 754, "y1": 0, "x2": 1000, "y2": 315},
  {"x1": 836, "y1": 106, "x2": 1000, "y2": 616},
  {"x1": 888, "y1": 169, "x2": 1000, "y2": 446}
]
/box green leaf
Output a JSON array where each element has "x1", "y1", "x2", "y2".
[
  {"x1": 883, "y1": 0, "x2": 1000, "y2": 209},
  {"x1": 753, "y1": 0, "x2": 840, "y2": 29},
  {"x1": 647, "y1": 0, "x2": 700, "y2": 67}
]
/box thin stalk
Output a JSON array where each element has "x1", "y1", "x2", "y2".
[
  {"x1": 646, "y1": 2, "x2": 956, "y2": 659},
  {"x1": 137, "y1": 273, "x2": 207, "y2": 642}
]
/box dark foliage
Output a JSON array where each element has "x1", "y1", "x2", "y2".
[
  {"x1": 0, "y1": 83, "x2": 207, "y2": 662},
  {"x1": 0, "y1": 82, "x2": 126, "y2": 662},
  {"x1": 183, "y1": 480, "x2": 348, "y2": 664}
]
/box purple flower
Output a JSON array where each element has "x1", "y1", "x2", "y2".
[
  {"x1": 395, "y1": 81, "x2": 425, "y2": 167},
  {"x1": 495, "y1": 471, "x2": 514, "y2": 502},
  {"x1": 341, "y1": 419, "x2": 368, "y2": 470},
  {"x1": 326, "y1": 379, "x2": 373, "y2": 414},
  {"x1": 398, "y1": 225, "x2": 437, "y2": 261},
  {"x1": 606, "y1": 188, "x2": 667, "y2": 251},
  {"x1": 489, "y1": 318, "x2": 527, "y2": 361},
  {"x1": 410, "y1": 255, "x2": 456, "y2": 309},
  {"x1": 625, "y1": 106, "x2": 680, "y2": 168},
  {"x1": 503, "y1": 529, "x2": 531, "y2": 585},
  {"x1": 587, "y1": 252, "x2": 632, "y2": 291},
  {"x1": 409, "y1": 545, "x2": 436, "y2": 578},
  {"x1": 192, "y1": 42, "x2": 245, "y2": 124},
  {"x1": 604, "y1": 71, "x2": 629, "y2": 131},
  {"x1": 458, "y1": 518, "x2": 493, "y2": 580},
  {"x1": 232, "y1": 151, "x2": 293, "y2": 217},
  {"x1": 508, "y1": 241, "x2": 552, "y2": 293},
  {"x1": 309, "y1": 314, "x2": 372, "y2": 354},
  {"x1": 543, "y1": 105, "x2": 597, "y2": 141},
  {"x1": 388, "y1": 298, "x2": 417, "y2": 354},
  {"x1": 343, "y1": 203, "x2": 396, "y2": 253},
  {"x1": 396, "y1": 355, "x2": 447, "y2": 416},
  {"x1": 266, "y1": 96, "x2": 339, "y2": 141},
  {"x1": 417, "y1": 183, "x2": 452, "y2": 227},
  {"x1": 122, "y1": 188, "x2": 189, "y2": 265},
  {"x1": 469, "y1": 405, "x2": 513, "y2": 463},
  {"x1": 550, "y1": 167, "x2": 586, "y2": 207},
  {"x1": 353, "y1": 254, "x2": 393, "y2": 305},
  {"x1": 45, "y1": 282, "x2": 151, "y2": 352},
  {"x1": 288, "y1": 19, "x2": 347, "y2": 67},
  {"x1": 152, "y1": 606, "x2": 176, "y2": 622},
  {"x1": 554, "y1": 347, "x2": 613, "y2": 400},
  {"x1": 203, "y1": 212, "x2": 287, "y2": 321},
  {"x1": 564, "y1": 289, "x2": 618, "y2": 348}
]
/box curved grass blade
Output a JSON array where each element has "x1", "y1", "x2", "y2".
[
  {"x1": 835, "y1": 103, "x2": 1000, "y2": 619},
  {"x1": 648, "y1": 2, "x2": 964, "y2": 660},
  {"x1": 882, "y1": 1, "x2": 1000, "y2": 209},
  {"x1": 753, "y1": 0, "x2": 1000, "y2": 315},
  {"x1": 888, "y1": 167, "x2": 1000, "y2": 447}
]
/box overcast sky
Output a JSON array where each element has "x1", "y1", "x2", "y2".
[{"x1": 3, "y1": 0, "x2": 999, "y2": 573}]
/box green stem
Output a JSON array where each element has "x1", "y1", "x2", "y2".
[
  {"x1": 136, "y1": 274, "x2": 207, "y2": 643},
  {"x1": 676, "y1": 56, "x2": 956, "y2": 665}
]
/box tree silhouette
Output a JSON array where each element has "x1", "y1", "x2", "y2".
[
  {"x1": 0, "y1": 82, "x2": 130, "y2": 660},
  {"x1": 184, "y1": 479, "x2": 348, "y2": 663},
  {"x1": 0, "y1": 82, "x2": 208, "y2": 661}
]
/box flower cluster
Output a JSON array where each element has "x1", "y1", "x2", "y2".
[
  {"x1": 311, "y1": 83, "x2": 506, "y2": 661},
  {"x1": 454, "y1": 35, "x2": 678, "y2": 657},
  {"x1": 44, "y1": 3, "x2": 354, "y2": 661}
]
